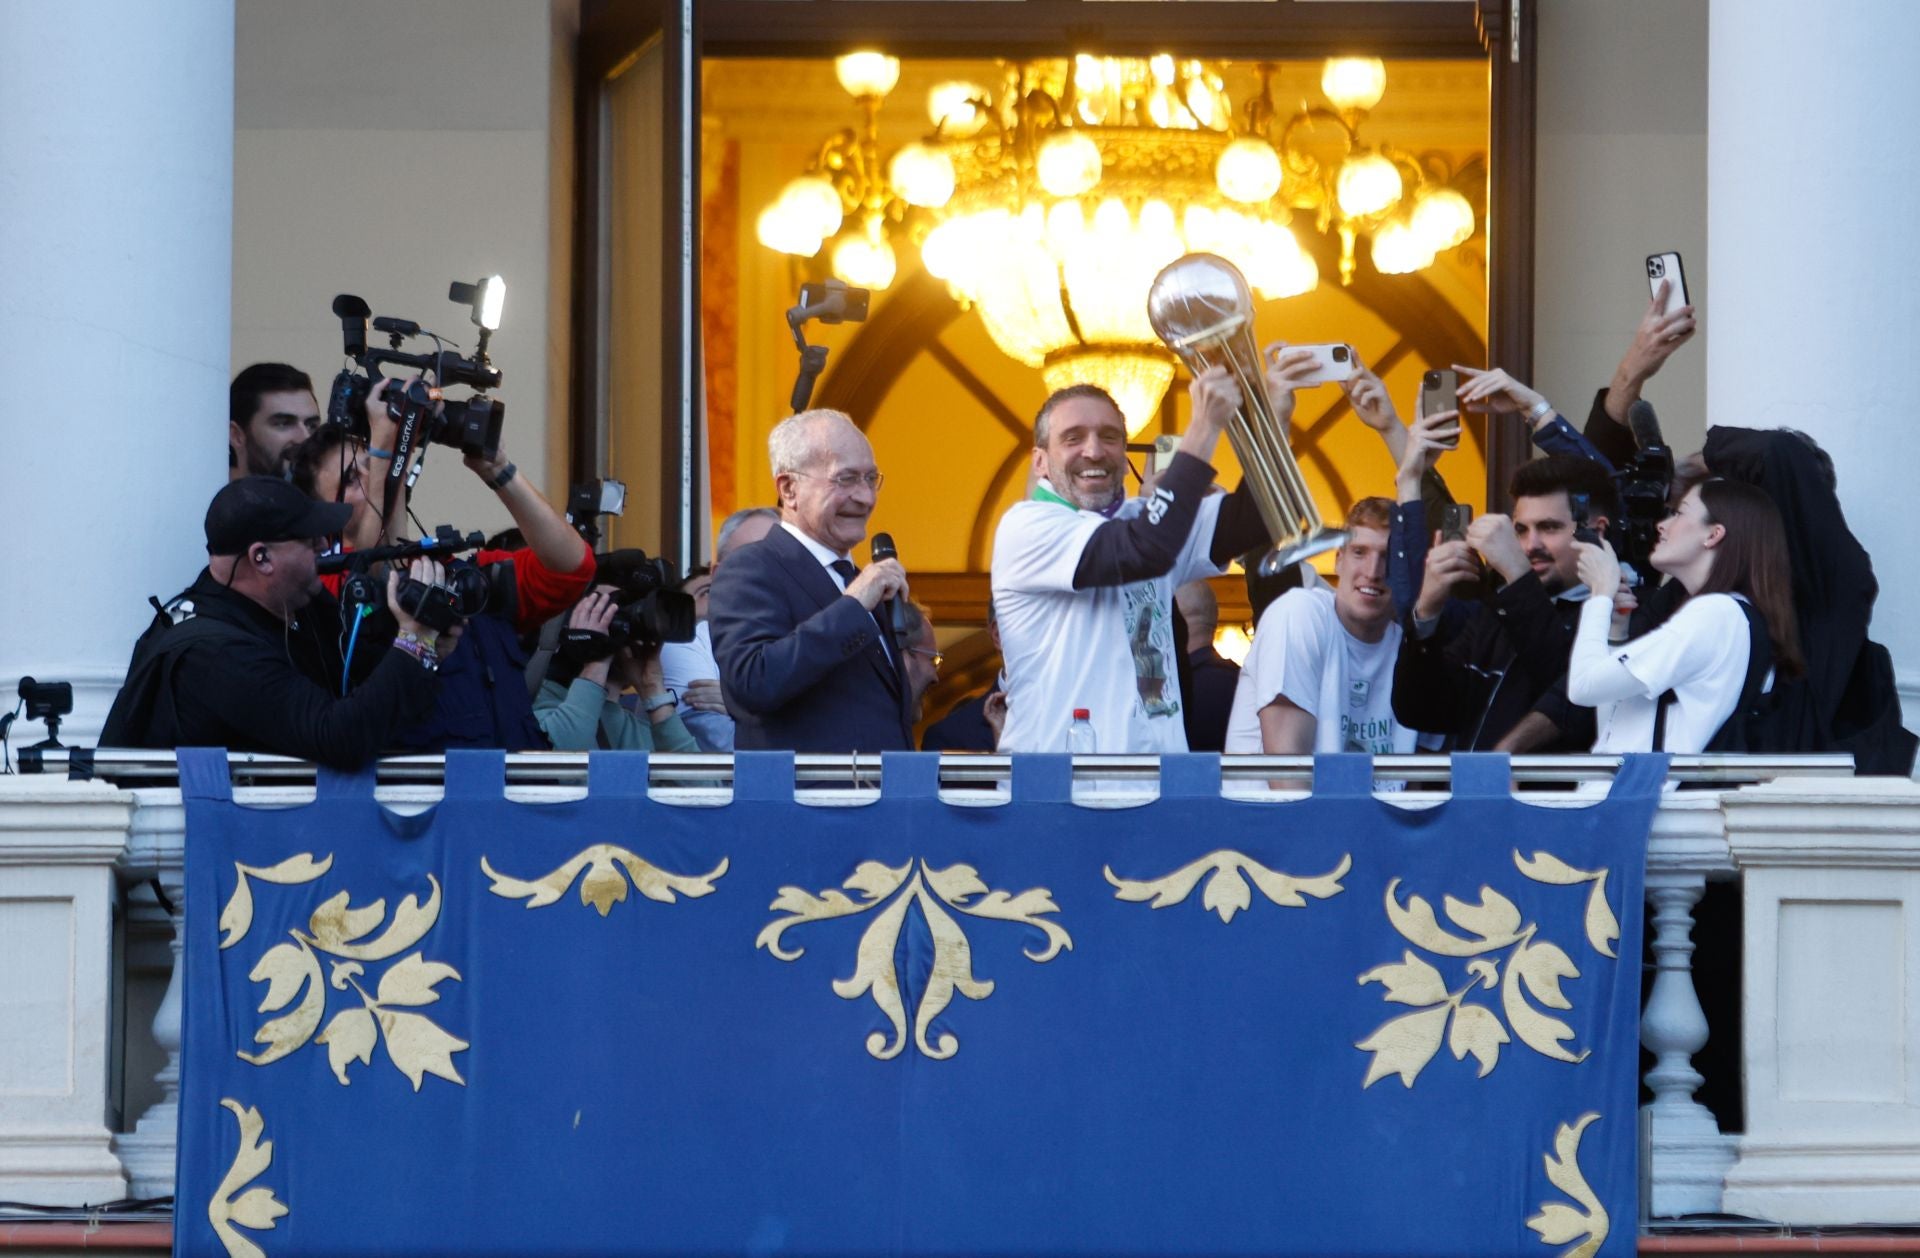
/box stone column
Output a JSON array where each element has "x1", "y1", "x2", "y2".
[
  {"x1": 0, "y1": 0, "x2": 235, "y2": 754},
  {"x1": 0, "y1": 779, "x2": 133, "y2": 1205},
  {"x1": 1722, "y1": 776, "x2": 1920, "y2": 1223},
  {"x1": 1709, "y1": 0, "x2": 1920, "y2": 725}
]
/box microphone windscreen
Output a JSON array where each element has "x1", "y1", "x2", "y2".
[
  {"x1": 870, "y1": 532, "x2": 897, "y2": 563},
  {"x1": 1627, "y1": 398, "x2": 1665, "y2": 451}
]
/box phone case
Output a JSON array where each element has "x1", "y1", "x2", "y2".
[
  {"x1": 1646, "y1": 252, "x2": 1688, "y2": 317},
  {"x1": 1291, "y1": 343, "x2": 1357, "y2": 387},
  {"x1": 1419, "y1": 370, "x2": 1458, "y2": 421}
]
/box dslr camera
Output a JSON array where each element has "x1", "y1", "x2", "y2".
[
  {"x1": 325, "y1": 277, "x2": 508, "y2": 459},
  {"x1": 596, "y1": 549, "x2": 697, "y2": 646}
]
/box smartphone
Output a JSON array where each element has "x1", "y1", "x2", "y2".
[
  {"x1": 1420, "y1": 368, "x2": 1462, "y2": 447},
  {"x1": 1440, "y1": 503, "x2": 1473, "y2": 544},
  {"x1": 1569, "y1": 492, "x2": 1602, "y2": 546},
  {"x1": 798, "y1": 280, "x2": 871, "y2": 324},
  {"x1": 1645, "y1": 252, "x2": 1689, "y2": 318},
  {"x1": 1287, "y1": 342, "x2": 1358, "y2": 387}
]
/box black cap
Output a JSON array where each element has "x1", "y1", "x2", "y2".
[{"x1": 205, "y1": 476, "x2": 352, "y2": 555}]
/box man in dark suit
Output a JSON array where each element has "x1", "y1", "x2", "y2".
[{"x1": 708, "y1": 409, "x2": 914, "y2": 752}]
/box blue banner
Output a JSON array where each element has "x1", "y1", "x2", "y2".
[{"x1": 176, "y1": 749, "x2": 1664, "y2": 1257}]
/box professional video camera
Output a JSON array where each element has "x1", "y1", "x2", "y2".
[
  {"x1": 325, "y1": 278, "x2": 508, "y2": 466},
  {"x1": 1612, "y1": 399, "x2": 1675, "y2": 576},
  {"x1": 320, "y1": 526, "x2": 510, "y2": 634},
  {"x1": 595, "y1": 549, "x2": 697, "y2": 646}
]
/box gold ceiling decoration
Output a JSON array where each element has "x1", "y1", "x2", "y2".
[{"x1": 758, "y1": 52, "x2": 1479, "y2": 434}]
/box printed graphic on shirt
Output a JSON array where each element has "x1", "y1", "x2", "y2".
[{"x1": 1126, "y1": 583, "x2": 1180, "y2": 719}]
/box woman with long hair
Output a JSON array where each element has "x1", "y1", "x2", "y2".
[{"x1": 1567, "y1": 478, "x2": 1804, "y2": 752}]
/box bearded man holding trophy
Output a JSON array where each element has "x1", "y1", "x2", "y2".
[{"x1": 991, "y1": 253, "x2": 1343, "y2": 754}]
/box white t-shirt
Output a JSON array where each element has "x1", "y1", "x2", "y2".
[
  {"x1": 1223, "y1": 587, "x2": 1415, "y2": 760},
  {"x1": 1587, "y1": 592, "x2": 1753, "y2": 753},
  {"x1": 991, "y1": 491, "x2": 1226, "y2": 753},
  {"x1": 660, "y1": 619, "x2": 716, "y2": 694}
]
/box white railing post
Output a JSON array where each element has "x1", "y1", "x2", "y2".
[
  {"x1": 1642, "y1": 794, "x2": 1739, "y2": 1216},
  {"x1": 112, "y1": 789, "x2": 185, "y2": 1199}
]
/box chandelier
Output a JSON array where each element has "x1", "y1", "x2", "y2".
[{"x1": 757, "y1": 52, "x2": 1478, "y2": 433}]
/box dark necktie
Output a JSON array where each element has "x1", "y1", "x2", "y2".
[{"x1": 829, "y1": 558, "x2": 896, "y2": 665}]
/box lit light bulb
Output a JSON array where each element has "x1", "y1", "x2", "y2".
[
  {"x1": 1212, "y1": 623, "x2": 1253, "y2": 667},
  {"x1": 834, "y1": 51, "x2": 900, "y2": 100},
  {"x1": 833, "y1": 224, "x2": 897, "y2": 290},
  {"x1": 927, "y1": 81, "x2": 988, "y2": 136},
  {"x1": 1370, "y1": 218, "x2": 1435, "y2": 275},
  {"x1": 1335, "y1": 151, "x2": 1402, "y2": 219},
  {"x1": 888, "y1": 142, "x2": 955, "y2": 208},
  {"x1": 1321, "y1": 57, "x2": 1387, "y2": 115},
  {"x1": 1216, "y1": 137, "x2": 1283, "y2": 204},
  {"x1": 1245, "y1": 223, "x2": 1318, "y2": 299},
  {"x1": 920, "y1": 218, "x2": 962, "y2": 281},
  {"x1": 1139, "y1": 199, "x2": 1177, "y2": 240},
  {"x1": 1091, "y1": 197, "x2": 1131, "y2": 245},
  {"x1": 1411, "y1": 187, "x2": 1475, "y2": 251},
  {"x1": 756, "y1": 204, "x2": 822, "y2": 257},
  {"x1": 777, "y1": 175, "x2": 845, "y2": 242},
  {"x1": 1045, "y1": 200, "x2": 1087, "y2": 257},
  {"x1": 1036, "y1": 130, "x2": 1104, "y2": 197}
]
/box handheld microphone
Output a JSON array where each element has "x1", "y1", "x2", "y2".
[
  {"x1": 1627, "y1": 398, "x2": 1666, "y2": 453},
  {"x1": 869, "y1": 532, "x2": 908, "y2": 636}
]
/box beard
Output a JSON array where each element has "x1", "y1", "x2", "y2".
[
  {"x1": 246, "y1": 443, "x2": 288, "y2": 477},
  {"x1": 1049, "y1": 465, "x2": 1124, "y2": 512}
]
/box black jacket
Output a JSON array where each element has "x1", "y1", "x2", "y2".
[
  {"x1": 100, "y1": 570, "x2": 441, "y2": 769},
  {"x1": 1391, "y1": 572, "x2": 1596, "y2": 752}
]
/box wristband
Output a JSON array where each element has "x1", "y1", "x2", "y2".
[
  {"x1": 367, "y1": 445, "x2": 393, "y2": 460},
  {"x1": 1525, "y1": 399, "x2": 1554, "y2": 424},
  {"x1": 489, "y1": 461, "x2": 518, "y2": 490},
  {"x1": 641, "y1": 690, "x2": 678, "y2": 713},
  {"x1": 392, "y1": 635, "x2": 440, "y2": 670},
  {"x1": 398, "y1": 628, "x2": 440, "y2": 653}
]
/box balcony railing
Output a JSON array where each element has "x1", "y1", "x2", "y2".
[{"x1": 6, "y1": 750, "x2": 1914, "y2": 1241}]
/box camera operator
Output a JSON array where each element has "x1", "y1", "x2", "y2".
[
  {"x1": 376, "y1": 439, "x2": 596, "y2": 752},
  {"x1": 230, "y1": 363, "x2": 321, "y2": 479},
  {"x1": 287, "y1": 380, "x2": 413, "y2": 553},
  {"x1": 100, "y1": 477, "x2": 456, "y2": 768},
  {"x1": 534, "y1": 584, "x2": 697, "y2": 752}
]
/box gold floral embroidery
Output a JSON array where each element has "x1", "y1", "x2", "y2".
[
  {"x1": 207, "y1": 1099, "x2": 287, "y2": 1258},
  {"x1": 1527, "y1": 1113, "x2": 1609, "y2": 1258},
  {"x1": 757, "y1": 859, "x2": 1070, "y2": 1060},
  {"x1": 223, "y1": 854, "x2": 467, "y2": 1090},
  {"x1": 1355, "y1": 867, "x2": 1602, "y2": 1088},
  {"x1": 1104, "y1": 851, "x2": 1350, "y2": 923},
  {"x1": 481, "y1": 846, "x2": 727, "y2": 917}
]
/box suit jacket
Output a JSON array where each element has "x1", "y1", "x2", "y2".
[{"x1": 708, "y1": 525, "x2": 913, "y2": 753}]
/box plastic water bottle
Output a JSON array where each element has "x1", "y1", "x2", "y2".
[{"x1": 1067, "y1": 708, "x2": 1096, "y2": 755}]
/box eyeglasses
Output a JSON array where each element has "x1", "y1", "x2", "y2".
[
  {"x1": 792, "y1": 470, "x2": 884, "y2": 492},
  {"x1": 907, "y1": 646, "x2": 943, "y2": 668}
]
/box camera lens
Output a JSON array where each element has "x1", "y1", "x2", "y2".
[
  {"x1": 1648, "y1": 259, "x2": 1663, "y2": 277},
  {"x1": 1332, "y1": 345, "x2": 1350, "y2": 362}
]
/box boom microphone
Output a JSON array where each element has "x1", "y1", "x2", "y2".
[
  {"x1": 869, "y1": 532, "x2": 908, "y2": 637},
  {"x1": 1626, "y1": 398, "x2": 1666, "y2": 453}
]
